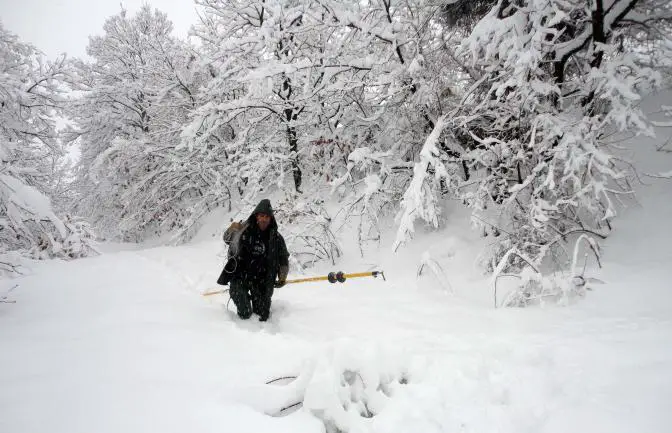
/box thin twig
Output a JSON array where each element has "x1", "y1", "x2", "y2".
[
  {"x1": 643, "y1": 172, "x2": 672, "y2": 179},
  {"x1": 494, "y1": 274, "x2": 521, "y2": 308},
  {"x1": 0, "y1": 284, "x2": 19, "y2": 303},
  {"x1": 265, "y1": 375, "x2": 298, "y2": 385},
  {"x1": 277, "y1": 401, "x2": 302, "y2": 415}
]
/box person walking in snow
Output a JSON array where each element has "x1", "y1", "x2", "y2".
[{"x1": 221, "y1": 199, "x2": 289, "y2": 321}]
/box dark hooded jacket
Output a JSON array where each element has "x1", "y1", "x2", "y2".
[{"x1": 232, "y1": 199, "x2": 289, "y2": 286}]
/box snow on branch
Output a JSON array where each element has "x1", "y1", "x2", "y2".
[{"x1": 393, "y1": 116, "x2": 447, "y2": 251}]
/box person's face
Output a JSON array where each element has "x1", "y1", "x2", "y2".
[{"x1": 256, "y1": 213, "x2": 271, "y2": 231}]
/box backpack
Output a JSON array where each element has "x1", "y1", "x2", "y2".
[
  {"x1": 222, "y1": 220, "x2": 249, "y2": 259},
  {"x1": 217, "y1": 220, "x2": 249, "y2": 286}
]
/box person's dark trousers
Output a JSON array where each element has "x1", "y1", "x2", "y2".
[
  {"x1": 229, "y1": 280, "x2": 253, "y2": 319},
  {"x1": 251, "y1": 283, "x2": 274, "y2": 321},
  {"x1": 230, "y1": 279, "x2": 274, "y2": 321}
]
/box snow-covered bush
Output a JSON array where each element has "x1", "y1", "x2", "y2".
[{"x1": 274, "y1": 197, "x2": 341, "y2": 268}]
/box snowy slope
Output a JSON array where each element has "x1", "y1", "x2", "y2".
[{"x1": 1, "y1": 97, "x2": 671, "y2": 432}]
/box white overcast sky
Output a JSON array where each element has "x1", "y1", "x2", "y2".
[{"x1": 0, "y1": 0, "x2": 200, "y2": 59}]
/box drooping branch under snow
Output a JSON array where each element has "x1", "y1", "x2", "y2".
[{"x1": 393, "y1": 116, "x2": 447, "y2": 252}]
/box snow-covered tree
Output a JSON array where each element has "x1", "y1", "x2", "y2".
[
  {"x1": 0, "y1": 24, "x2": 96, "y2": 276},
  {"x1": 188, "y1": 0, "x2": 482, "y2": 252},
  {"x1": 191, "y1": 0, "x2": 376, "y2": 196},
  {"x1": 395, "y1": 0, "x2": 672, "y2": 302},
  {"x1": 310, "y1": 0, "x2": 463, "y2": 249},
  {"x1": 68, "y1": 5, "x2": 205, "y2": 241}
]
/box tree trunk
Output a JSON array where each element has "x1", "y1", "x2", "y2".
[{"x1": 286, "y1": 122, "x2": 302, "y2": 193}]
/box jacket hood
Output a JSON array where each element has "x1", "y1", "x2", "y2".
[
  {"x1": 247, "y1": 199, "x2": 278, "y2": 230},
  {"x1": 252, "y1": 199, "x2": 274, "y2": 217}
]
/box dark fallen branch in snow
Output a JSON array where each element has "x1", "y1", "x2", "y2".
[
  {"x1": 265, "y1": 375, "x2": 302, "y2": 417},
  {"x1": 276, "y1": 401, "x2": 303, "y2": 416},
  {"x1": 265, "y1": 375, "x2": 297, "y2": 385},
  {"x1": 1, "y1": 284, "x2": 19, "y2": 304},
  {"x1": 0, "y1": 260, "x2": 25, "y2": 276}
]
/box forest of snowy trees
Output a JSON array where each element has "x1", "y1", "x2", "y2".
[{"x1": 2, "y1": 0, "x2": 671, "y2": 303}]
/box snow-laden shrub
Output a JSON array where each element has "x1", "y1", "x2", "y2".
[
  {"x1": 274, "y1": 198, "x2": 341, "y2": 268},
  {"x1": 493, "y1": 235, "x2": 602, "y2": 307}
]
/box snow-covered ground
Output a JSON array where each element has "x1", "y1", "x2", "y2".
[{"x1": 1, "y1": 100, "x2": 671, "y2": 432}]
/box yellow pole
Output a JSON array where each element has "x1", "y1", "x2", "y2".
[
  {"x1": 202, "y1": 288, "x2": 229, "y2": 297},
  {"x1": 338, "y1": 272, "x2": 380, "y2": 279},
  {"x1": 285, "y1": 275, "x2": 330, "y2": 284},
  {"x1": 201, "y1": 270, "x2": 384, "y2": 296},
  {"x1": 285, "y1": 271, "x2": 383, "y2": 283}
]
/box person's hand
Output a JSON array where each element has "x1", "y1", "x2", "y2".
[{"x1": 274, "y1": 279, "x2": 286, "y2": 288}]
